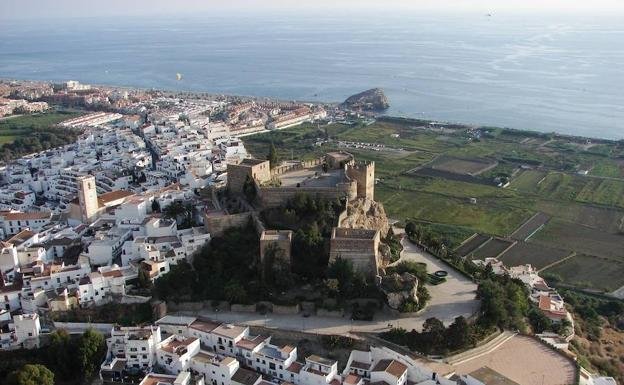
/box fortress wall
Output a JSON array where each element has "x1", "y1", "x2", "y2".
[
  {"x1": 270, "y1": 157, "x2": 324, "y2": 177},
  {"x1": 204, "y1": 212, "x2": 252, "y2": 237},
  {"x1": 258, "y1": 181, "x2": 357, "y2": 208}
]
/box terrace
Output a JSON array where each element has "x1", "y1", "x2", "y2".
[{"x1": 278, "y1": 165, "x2": 346, "y2": 188}]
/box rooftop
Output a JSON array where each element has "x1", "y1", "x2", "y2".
[
  {"x1": 159, "y1": 336, "x2": 198, "y2": 355},
  {"x1": 307, "y1": 355, "x2": 336, "y2": 367},
  {"x1": 231, "y1": 367, "x2": 261, "y2": 385},
  {"x1": 261, "y1": 230, "x2": 293, "y2": 242},
  {"x1": 372, "y1": 359, "x2": 407, "y2": 378},
  {"x1": 190, "y1": 318, "x2": 222, "y2": 333},
  {"x1": 213, "y1": 323, "x2": 247, "y2": 339}
]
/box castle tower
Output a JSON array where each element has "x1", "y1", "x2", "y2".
[
  {"x1": 77, "y1": 175, "x2": 99, "y2": 224},
  {"x1": 347, "y1": 161, "x2": 375, "y2": 200}
]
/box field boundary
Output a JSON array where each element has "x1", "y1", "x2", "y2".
[{"x1": 537, "y1": 251, "x2": 576, "y2": 272}]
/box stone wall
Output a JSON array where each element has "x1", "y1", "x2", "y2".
[
  {"x1": 329, "y1": 228, "x2": 381, "y2": 277},
  {"x1": 227, "y1": 160, "x2": 271, "y2": 193},
  {"x1": 204, "y1": 212, "x2": 252, "y2": 237},
  {"x1": 271, "y1": 158, "x2": 324, "y2": 177},
  {"x1": 231, "y1": 304, "x2": 258, "y2": 313},
  {"x1": 258, "y1": 181, "x2": 357, "y2": 208},
  {"x1": 273, "y1": 303, "x2": 301, "y2": 315},
  {"x1": 317, "y1": 308, "x2": 345, "y2": 318}
]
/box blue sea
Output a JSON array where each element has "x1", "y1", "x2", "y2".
[{"x1": 1, "y1": 11, "x2": 623, "y2": 139}]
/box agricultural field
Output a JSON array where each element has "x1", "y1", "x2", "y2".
[
  {"x1": 511, "y1": 169, "x2": 624, "y2": 208},
  {"x1": 498, "y1": 242, "x2": 571, "y2": 271},
  {"x1": 471, "y1": 238, "x2": 515, "y2": 259},
  {"x1": 530, "y1": 220, "x2": 624, "y2": 261},
  {"x1": 455, "y1": 234, "x2": 490, "y2": 258},
  {"x1": 509, "y1": 212, "x2": 550, "y2": 241},
  {"x1": 543, "y1": 254, "x2": 624, "y2": 292},
  {"x1": 376, "y1": 184, "x2": 532, "y2": 236},
  {"x1": 428, "y1": 155, "x2": 497, "y2": 176}
]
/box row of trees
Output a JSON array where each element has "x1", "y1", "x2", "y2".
[
  {"x1": 382, "y1": 316, "x2": 477, "y2": 355},
  {"x1": 0, "y1": 128, "x2": 81, "y2": 162}
]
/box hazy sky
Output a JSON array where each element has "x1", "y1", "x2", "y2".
[{"x1": 3, "y1": 0, "x2": 624, "y2": 20}]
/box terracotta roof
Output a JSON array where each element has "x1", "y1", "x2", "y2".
[
  {"x1": 6, "y1": 229, "x2": 35, "y2": 244},
  {"x1": 101, "y1": 270, "x2": 123, "y2": 278},
  {"x1": 372, "y1": 359, "x2": 407, "y2": 378},
  {"x1": 286, "y1": 362, "x2": 303, "y2": 374},
  {"x1": 98, "y1": 190, "x2": 134, "y2": 206},
  {"x1": 159, "y1": 337, "x2": 197, "y2": 355},
  {"x1": 344, "y1": 374, "x2": 361, "y2": 385},
  {"x1": 189, "y1": 319, "x2": 221, "y2": 333},
  {"x1": 236, "y1": 335, "x2": 267, "y2": 351},
  {"x1": 2, "y1": 211, "x2": 51, "y2": 221}
]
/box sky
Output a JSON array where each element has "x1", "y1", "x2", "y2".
[{"x1": 2, "y1": 0, "x2": 624, "y2": 20}]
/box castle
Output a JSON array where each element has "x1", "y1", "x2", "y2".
[
  {"x1": 225, "y1": 152, "x2": 383, "y2": 277},
  {"x1": 226, "y1": 151, "x2": 375, "y2": 207}
]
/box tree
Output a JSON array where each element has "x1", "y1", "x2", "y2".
[
  {"x1": 151, "y1": 199, "x2": 160, "y2": 213},
  {"x1": 422, "y1": 317, "x2": 447, "y2": 354},
  {"x1": 327, "y1": 257, "x2": 355, "y2": 298},
  {"x1": 47, "y1": 329, "x2": 73, "y2": 380},
  {"x1": 528, "y1": 308, "x2": 552, "y2": 333},
  {"x1": 77, "y1": 328, "x2": 105, "y2": 379},
  {"x1": 7, "y1": 364, "x2": 54, "y2": 385},
  {"x1": 138, "y1": 268, "x2": 153, "y2": 289},
  {"x1": 224, "y1": 280, "x2": 248, "y2": 303},
  {"x1": 405, "y1": 221, "x2": 417, "y2": 237},
  {"x1": 267, "y1": 142, "x2": 279, "y2": 168},
  {"x1": 446, "y1": 316, "x2": 475, "y2": 351}
]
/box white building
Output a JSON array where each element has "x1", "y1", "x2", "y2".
[{"x1": 157, "y1": 335, "x2": 201, "y2": 374}]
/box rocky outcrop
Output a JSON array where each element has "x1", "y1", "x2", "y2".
[
  {"x1": 380, "y1": 272, "x2": 419, "y2": 310},
  {"x1": 340, "y1": 198, "x2": 390, "y2": 236},
  {"x1": 342, "y1": 88, "x2": 389, "y2": 111}
]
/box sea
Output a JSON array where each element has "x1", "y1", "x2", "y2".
[{"x1": 1, "y1": 10, "x2": 623, "y2": 139}]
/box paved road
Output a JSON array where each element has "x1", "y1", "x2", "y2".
[
  {"x1": 392, "y1": 231, "x2": 480, "y2": 326},
  {"x1": 175, "y1": 234, "x2": 479, "y2": 335}
]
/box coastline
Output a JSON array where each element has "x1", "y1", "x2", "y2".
[{"x1": 1, "y1": 76, "x2": 620, "y2": 146}]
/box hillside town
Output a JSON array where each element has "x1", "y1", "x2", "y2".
[{"x1": 0, "y1": 79, "x2": 619, "y2": 385}]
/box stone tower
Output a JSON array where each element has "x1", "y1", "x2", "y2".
[
  {"x1": 347, "y1": 161, "x2": 375, "y2": 200},
  {"x1": 77, "y1": 175, "x2": 99, "y2": 224}
]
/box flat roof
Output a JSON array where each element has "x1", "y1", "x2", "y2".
[
  {"x1": 279, "y1": 166, "x2": 345, "y2": 188},
  {"x1": 261, "y1": 230, "x2": 293, "y2": 241},
  {"x1": 232, "y1": 367, "x2": 261, "y2": 385},
  {"x1": 307, "y1": 355, "x2": 336, "y2": 367}
]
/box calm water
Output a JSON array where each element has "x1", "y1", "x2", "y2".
[{"x1": 1, "y1": 11, "x2": 623, "y2": 139}]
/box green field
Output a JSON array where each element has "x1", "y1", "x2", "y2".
[{"x1": 0, "y1": 110, "x2": 83, "y2": 145}]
